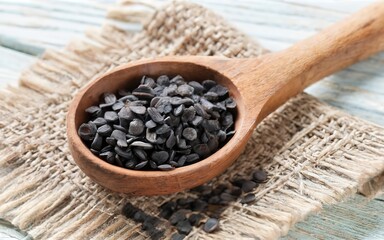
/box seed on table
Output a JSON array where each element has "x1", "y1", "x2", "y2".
[
  {"x1": 129, "y1": 119, "x2": 144, "y2": 136},
  {"x1": 253, "y1": 170, "x2": 268, "y2": 183},
  {"x1": 176, "y1": 220, "x2": 192, "y2": 235},
  {"x1": 151, "y1": 151, "x2": 169, "y2": 164},
  {"x1": 147, "y1": 107, "x2": 164, "y2": 124},
  {"x1": 97, "y1": 124, "x2": 112, "y2": 137},
  {"x1": 155, "y1": 124, "x2": 171, "y2": 135},
  {"x1": 173, "y1": 104, "x2": 184, "y2": 116},
  {"x1": 188, "y1": 81, "x2": 204, "y2": 94},
  {"x1": 145, "y1": 120, "x2": 157, "y2": 129},
  {"x1": 176, "y1": 84, "x2": 194, "y2": 97},
  {"x1": 93, "y1": 117, "x2": 107, "y2": 127},
  {"x1": 203, "y1": 218, "x2": 219, "y2": 233},
  {"x1": 135, "y1": 161, "x2": 148, "y2": 169},
  {"x1": 158, "y1": 164, "x2": 174, "y2": 171},
  {"x1": 130, "y1": 141, "x2": 153, "y2": 149},
  {"x1": 103, "y1": 92, "x2": 116, "y2": 104},
  {"x1": 91, "y1": 133, "x2": 103, "y2": 150},
  {"x1": 171, "y1": 233, "x2": 186, "y2": 240},
  {"x1": 112, "y1": 101, "x2": 124, "y2": 111},
  {"x1": 85, "y1": 106, "x2": 101, "y2": 115},
  {"x1": 202, "y1": 80, "x2": 216, "y2": 90},
  {"x1": 241, "y1": 193, "x2": 256, "y2": 204},
  {"x1": 104, "y1": 111, "x2": 119, "y2": 123},
  {"x1": 129, "y1": 105, "x2": 146, "y2": 115},
  {"x1": 241, "y1": 180, "x2": 258, "y2": 193},
  {"x1": 78, "y1": 122, "x2": 97, "y2": 141},
  {"x1": 182, "y1": 128, "x2": 197, "y2": 141}
]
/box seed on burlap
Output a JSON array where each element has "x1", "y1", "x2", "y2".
[
  {"x1": 188, "y1": 213, "x2": 203, "y2": 226},
  {"x1": 208, "y1": 196, "x2": 220, "y2": 204},
  {"x1": 158, "y1": 164, "x2": 174, "y2": 171},
  {"x1": 191, "y1": 199, "x2": 208, "y2": 212},
  {"x1": 253, "y1": 170, "x2": 268, "y2": 183},
  {"x1": 129, "y1": 119, "x2": 144, "y2": 136},
  {"x1": 241, "y1": 180, "x2": 258, "y2": 193},
  {"x1": 135, "y1": 161, "x2": 148, "y2": 169},
  {"x1": 151, "y1": 151, "x2": 169, "y2": 164},
  {"x1": 169, "y1": 210, "x2": 187, "y2": 225},
  {"x1": 130, "y1": 141, "x2": 153, "y2": 149},
  {"x1": 203, "y1": 218, "x2": 219, "y2": 233},
  {"x1": 78, "y1": 122, "x2": 97, "y2": 141},
  {"x1": 171, "y1": 233, "x2": 186, "y2": 240},
  {"x1": 115, "y1": 146, "x2": 132, "y2": 159},
  {"x1": 176, "y1": 220, "x2": 192, "y2": 235}
]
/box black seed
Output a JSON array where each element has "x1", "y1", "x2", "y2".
[
  {"x1": 181, "y1": 106, "x2": 196, "y2": 123},
  {"x1": 91, "y1": 133, "x2": 103, "y2": 150},
  {"x1": 104, "y1": 111, "x2": 119, "y2": 123},
  {"x1": 191, "y1": 199, "x2": 208, "y2": 212},
  {"x1": 111, "y1": 129, "x2": 126, "y2": 142},
  {"x1": 208, "y1": 196, "x2": 220, "y2": 204},
  {"x1": 228, "y1": 186, "x2": 242, "y2": 197},
  {"x1": 217, "y1": 130, "x2": 227, "y2": 142},
  {"x1": 188, "y1": 81, "x2": 204, "y2": 94},
  {"x1": 156, "y1": 137, "x2": 166, "y2": 144},
  {"x1": 165, "y1": 115, "x2": 180, "y2": 127},
  {"x1": 129, "y1": 119, "x2": 144, "y2": 136},
  {"x1": 182, "y1": 128, "x2": 197, "y2": 141},
  {"x1": 202, "y1": 80, "x2": 216, "y2": 90},
  {"x1": 104, "y1": 93, "x2": 117, "y2": 104},
  {"x1": 146, "y1": 129, "x2": 157, "y2": 143},
  {"x1": 200, "y1": 98, "x2": 219, "y2": 112},
  {"x1": 151, "y1": 151, "x2": 169, "y2": 164},
  {"x1": 93, "y1": 117, "x2": 107, "y2": 127},
  {"x1": 209, "y1": 85, "x2": 228, "y2": 97},
  {"x1": 157, "y1": 75, "x2": 170, "y2": 86},
  {"x1": 231, "y1": 178, "x2": 247, "y2": 187},
  {"x1": 132, "y1": 85, "x2": 155, "y2": 99},
  {"x1": 90, "y1": 148, "x2": 99, "y2": 155},
  {"x1": 106, "y1": 136, "x2": 117, "y2": 146},
  {"x1": 118, "y1": 89, "x2": 130, "y2": 96},
  {"x1": 156, "y1": 124, "x2": 171, "y2": 135},
  {"x1": 99, "y1": 103, "x2": 112, "y2": 110},
  {"x1": 194, "y1": 103, "x2": 210, "y2": 119},
  {"x1": 202, "y1": 119, "x2": 220, "y2": 132},
  {"x1": 100, "y1": 151, "x2": 115, "y2": 164},
  {"x1": 113, "y1": 124, "x2": 127, "y2": 133},
  {"x1": 191, "y1": 116, "x2": 203, "y2": 126},
  {"x1": 145, "y1": 120, "x2": 157, "y2": 129},
  {"x1": 241, "y1": 193, "x2": 256, "y2": 204},
  {"x1": 78, "y1": 122, "x2": 97, "y2": 141},
  {"x1": 119, "y1": 94, "x2": 138, "y2": 102},
  {"x1": 170, "y1": 75, "x2": 185, "y2": 85},
  {"x1": 163, "y1": 103, "x2": 173, "y2": 114},
  {"x1": 149, "y1": 160, "x2": 157, "y2": 169},
  {"x1": 226, "y1": 130, "x2": 236, "y2": 136},
  {"x1": 115, "y1": 155, "x2": 124, "y2": 167},
  {"x1": 169, "y1": 210, "x2": 187, "y2": 225},
  {"x1": 118, "y1": 107, "x2": 134, "y2": 122},
  {"x1": 176, "y1": 220, "x2": 192, "y2": 235},
  {"x1": 242, "y1": 180, "x2": 258, "y2": 193},
  {"x1": 225, "y1": 97, "x2": 236, "y2": 109},
  {"x1": 124, "y1": 159, "x2": 137, "y2": 169},
  {"x1": 115, "y1": 147, "x2": 133, "y2": 159},
  {"x1": 162, "y1": 84, "x2": 177, "y2": 96},
  {"x1": 166, "y1": 131, "x2": 176, "y2": 149},
  {"x1": 128, "y1": 105, "x2": 146, "y2": 115},
  {"x1": 170, "y1": 97, "x2": 194, "y2": 106},
  {"x1": 135, "y1": 161, "x2": 148, "y2": 169},
  {"x1": 130, "y1": 141, "x2": 153, "y2": 149},
  {"x1": 143, "y1": 77, "x2": 156, "y2": 88},
  {"x1": 220, "y1": 192, "x2": 235, "y2": 202},
  {"x1": 176, "y1": 84, "x2": 194, "y2": 97},
  {"x1": 133, "y1": 211, "x2": 144, "y2": 221},
  {"x1": 158, "y1": 164, "x2": 174, "y2": 171},
  {"x1": 177, "y1": 138, "x2": 190, "y2": 149},
  {"x1": 203, "y1": 218, "x2": 219, "y2": 233},
  {"x1": 186, "y1": 153, "x2": 199, "y2": 163},
  {"x1": 171, "y1": 232, "x2": 186, "y2": 240},
  {"x1": 112, "y1": 101, "x2": 124, "y2": 111},
  {"x1": 85, "y1": 106, "x2": 101, "y2": 115},
  {"x1": 193, "y1": 144, "x2": 210, "y2": 158},
  {"x1": 100, "y1": 145, "x2": 113, "y2": 153},
  {"x1": 147, "y1": 107, "x2": 164, "y2": 124},
  {"x1": 133, "y1": 148, "x2": 147, "y2": 161},
  {"x1": 97, "y1": 124, "x2": 112, "y2": 137},
  {"x1": 221, "y1": 112, "x2": 233, "y2": 127},
  {"x1": 216, "y1": 101, "x2": 226, "y2": 111},
  {"x1": 177, "y1": 155, "x2": 186, "y2": 167},
  {"x1": 253, "y1": 170, "x2": 268, "y2": 183},
  {"x1": 207, "y1": 134, "x2": 219, "y2": 152},
  {"x1": 173, "y1": 104, "x2": 184, "y2": 116},
  {"x1": 188, "y1": 213, "x2": 203, "y2": 227},
  {"x1": 204, "y1": 92, "x2": 219, "y2": 102}
]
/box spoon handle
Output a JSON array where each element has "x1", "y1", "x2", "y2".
[{"x1": 256, "y1": 2, "x2": 384, "y2": 121}]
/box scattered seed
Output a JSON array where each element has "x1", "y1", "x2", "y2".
[
  {"x1": 241, "y1": 180, "x2": 258, "y2": 193},
  {"x1": 176, "y1": 220, "x2": 192, "y2": 235},
  {"x1": 253, "y1": 170, "x2": 267, "y2": 183},
  {"x1": 241, "y1": 193, "x2": 256, "y2": 204},
  {"x1": 203, "y1": 218, "x2": 219, "y2": 233},
  {"x1": 171, "y1": 233, "x2": 186, "y2": 240}
]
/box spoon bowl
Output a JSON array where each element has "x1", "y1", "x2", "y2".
[{"x1": 67, "y1": 3, "x2": 384, "y2": 195}]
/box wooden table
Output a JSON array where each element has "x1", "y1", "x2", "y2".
[{"x1": 0, "y1": 0, "x2": 383, "y2": 239}]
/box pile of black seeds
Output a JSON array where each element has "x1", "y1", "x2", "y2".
[
  {"x1": 122, "y1": 169, "x2": 268, "y2": 239},
  {"x1": 78, "y1": 75, "x2": 236, "y2": 170}
]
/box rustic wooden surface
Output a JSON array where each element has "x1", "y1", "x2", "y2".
[{"x1": 0, "y1": 0, "x2": 383, "y2": 239}]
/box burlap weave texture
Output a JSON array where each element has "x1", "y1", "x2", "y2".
[{"x1": 0, "y1": 2, "x2": 383, "y2": 239}]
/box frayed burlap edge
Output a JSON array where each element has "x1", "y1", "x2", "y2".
[{"x1": 0, "y1": 1, "x2": 383, "y2": 239}]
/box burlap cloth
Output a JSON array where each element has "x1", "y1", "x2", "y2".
[{"x1": 1, "y1": 2, "x2": 383, "y2": 239}]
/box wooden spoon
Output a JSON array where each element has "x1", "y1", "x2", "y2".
[{"x1": 67, "y1": 3, "x2": 384, "y2": 195}]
